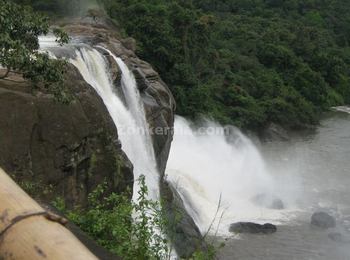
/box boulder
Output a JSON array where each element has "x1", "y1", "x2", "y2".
[
  {"x1": 328, "y1": 232, "x2": 343, "y2": 242},
  {"x1": 311, "y1": 212, "x2": 336, "y2": 229},
  {"x1": 252, "y1": 193, "x2": 284, "y2": 210},
  {"x1": 261, "y1": 123, "x2": 289, "y2": 141},
  {"x1": 229, "y1": 222, "x2": 277, "y2": 234}
]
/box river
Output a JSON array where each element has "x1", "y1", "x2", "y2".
[{"x1": 217, "y1": 109, "x2": 350, "y2": 259}]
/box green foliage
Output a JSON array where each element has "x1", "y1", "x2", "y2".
[
  {"x1": 0, "y1": 0, "x2": 70, "y2": 102},
  {"x1": 191, "y1": 242, "x2": 224, "y2": 260},
  {"x1": 13, "y1": 0, "x2": 350, "y2": 127},
  {"x1": 55, "y1": 176, "x2": 171, "y2": 260},
  {"x1": 13, "y1": 0, "x2": 86, "y2": 16},
  {"x1": 100, "y1": 0, "x2": 350, "y2": 130},
  {"x1": 53, "y1": 176, "x2": 220, "y2": 259}
]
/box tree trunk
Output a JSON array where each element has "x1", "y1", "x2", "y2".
[{"x1": 0, "y1": 168, "x2": 98, "y2": 260}]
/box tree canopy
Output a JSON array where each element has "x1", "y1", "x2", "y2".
[
  {"x1": 14, "y1": 0, "x2": 350, "y2": 129},
  {"x1": 100, "y1": 0, "x2": 350, "y2": 130},
  {"x1": 0, "y1": 0, "x2": 69, "y2": 102}
]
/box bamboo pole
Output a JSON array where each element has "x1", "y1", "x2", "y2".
[{"x1": 0, "y1": 168, "x2": 98, "y2": 260}]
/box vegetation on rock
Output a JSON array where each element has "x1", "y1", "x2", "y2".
[
  {"x1": 54, "y1": 176, "x2": 171, "y2": 259},
  {"x1": 53, "y1": 176, "x2": 219, "y2": 259},
  {"x1": 0, "y1": 0, "x2": 69, "y2": 102}
]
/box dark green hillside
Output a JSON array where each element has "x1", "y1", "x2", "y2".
[
  {"x1": 101, "y1": 0, "x2": 350, "y2": 129},
  {"x1": 17, "y1": 0, "x2": 350, "y2": 129}
]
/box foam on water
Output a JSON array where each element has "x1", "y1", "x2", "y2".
[
  {"x1": 166, "y1": 116, "x2": 298, "y2": 235},
  {"x1": 333, "y1": 106, "x2": 350, "y2": 114}
]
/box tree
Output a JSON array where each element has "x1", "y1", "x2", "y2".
[{"x1": 0, "y1": 0, "x2": 69, "y2": 102}]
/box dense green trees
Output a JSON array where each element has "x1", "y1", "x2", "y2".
[
  {"x1": 100, "y1": 0, "x2": 350, "y2": 130},
  {"x1": 14, "y1": 0, "x2": 350, "y2": 129},
  {"x1": 13, "y1": 0, "x2": 84, "y2": 16},
  {"x1": 0, "y1": 0, "x2": 69, "y2": 101}
]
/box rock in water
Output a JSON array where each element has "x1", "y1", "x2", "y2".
[
  {"x1": 328, "y1": 232, "x2": 343, "y2": 242},
  {"x1": 261, "y1": 123, "x2": 289, "y2": 141},
  {"x1": 229, "y1": 222, "x2": 277, "y2": 234},
  {"x1": 252, "y1": 193, "x2": 284, "y2": 210},
  {"x1": 311, "y1": 212, "x2": 336, "y2": 228}
]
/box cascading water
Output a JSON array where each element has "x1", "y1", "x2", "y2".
[
  {"x1": 38, "y1": 37, "x2": 350, "y2": 259},
  {"x1": 40, "y1": 37, "x2": 174, "y2": 257},
  {"x1": 69, "y1": 47, "x2": 160, "y2": 201},
  {"x1": 166, "y1": 116, "x2": 296, "y2": 235},
  {"x1": 39, "y1": 36, "x2": 160, "y2": 202},
  {"x1": 40, "y1": 35, "x2": 296, "y2": 249}
]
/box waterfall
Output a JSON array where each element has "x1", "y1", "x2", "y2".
[
  {"x1": 39, "y1": 36, "x2": 160, "y2": 201},
  {"x1": 166, "y1": 116, "x2": 294, "y2": 235},
  {"x1": 69, "y1": 47, "x2": 159, "y2": 201},
  {"x1": 38, "y1": 35, "x2": 293, "y2": 242},
  {"x1": 39, "y1": 37, "x2": 174, "y2": 256}
]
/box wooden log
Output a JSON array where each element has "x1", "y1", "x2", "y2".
[{"x1": 0, "y1": 168, "x2": 98, "y2": 260}]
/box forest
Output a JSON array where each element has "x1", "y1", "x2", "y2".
[{"x1": 14, "y1": 0, "x2": 350, "y2": 129}]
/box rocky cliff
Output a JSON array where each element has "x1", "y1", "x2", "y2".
[
  {"x1": 0, "y1": 65, "x2": 133, "y2": 208},
  {"x1": 0, "y1": 19, "x2": 206, "y2": 258},
  {"x1": 0, "y1": 19, "x2": 175, "y2": 207},
  {"x1": 61, "y1": 19, "x2": 176, "y2": 176}
]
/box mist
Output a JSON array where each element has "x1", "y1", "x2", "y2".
[{"x1": 165, "y1": 116, "x2": 302, "y2": 235}]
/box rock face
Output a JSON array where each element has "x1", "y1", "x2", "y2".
[
  {"x1": 1, "y1": 18, "x2": 177, "y2": 258},
  {"x1": 311, "y1": 212, "x2": 336, "y2": 229},
  {"x1": 229, "y1": 222, "x2": 277, "y2": 234},
  {"x1": 61, "y1": 20, "x2": 176, "y2": 176},
  {"x1": 0, "y1": 65, "x2": 133, "y2": 208},
  {"x1": 0, "y1": 19, "x2": 175, "y2": 204},
  {"x1": 161, "y1": 181, "x2": 207, "y2": 258},
  {"x1": 252, "y1": 193, "x2": 284, "y2": 210}
]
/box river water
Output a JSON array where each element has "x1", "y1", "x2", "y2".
[{"x1": 218, "y1": 109, "x2": 350, "y2": 259}]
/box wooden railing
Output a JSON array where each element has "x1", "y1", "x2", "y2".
[{"x1": 0, "y1": 168, "x2": 98, "y2": 259}]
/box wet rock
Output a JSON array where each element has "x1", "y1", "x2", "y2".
[
  {"x1": 132, "y1": 67, "x2": 150, "y2": 92},
  {"x1": 0, "y1": 65, "x2": 133, "y2": 208},
  {"x1": 311, "y1": 212, "x2": 336, "y2": 229},
  {"x1": 161, "y1": 181, "x2": 208, "y2": 258},
  {"x1": 229, "y1": 222, "x2": 277, "y2": 234},
  {"x1": 252, "y1": 193, "x2": 284, "y2": 210},
  {"x1": 104, "y1": 54, "x2": 122, "y2": 88},
  {"x1": 261, "y1": 123, "x2": 289, "y2": 141},
  {"x1": 121, "y1": 37, "x2": 137, "y2": 52},
  {"x1": 62, "y1": 20, "x2": 176, "y2": 176},
  {"x1": 328, "y1": 232, "x2": 343, "y2": 242}
]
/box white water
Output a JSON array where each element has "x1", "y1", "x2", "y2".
[
  {"x1": 39, "y1": 37, "x2": 173, "y2": 256},
  {"x1": 333, "y1": 106, "x2": 350, "y2": 114},
  {"x1": 166, "y1": 116, "x2": 298, "y2": 235},
  {"x1": 39, "y1": 35, "x2": 299, "y2": 241},
  {"x1": 69, "y1": 47, "x2": 159, "y2": 201},
  {"x1": 38, "y1": 35, "x2": 60, "y2": 48}
]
